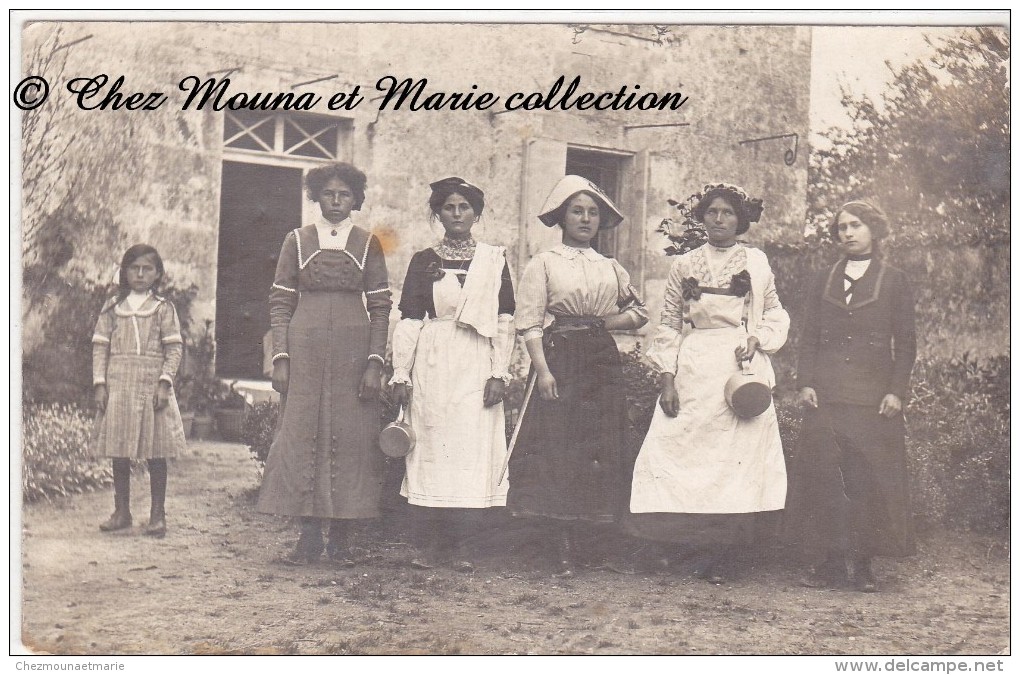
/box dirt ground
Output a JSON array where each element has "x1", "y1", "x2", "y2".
[{"x1": 19, "y1": 441, "x2": 1010, "y2": 656}]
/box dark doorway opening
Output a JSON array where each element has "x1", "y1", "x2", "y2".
[
  {"x1": 565, "y1": 148, "x2": 626, "y2": 256},
  {"x1": 216, "y1": 161, "x2": 303, "y2": 379}
]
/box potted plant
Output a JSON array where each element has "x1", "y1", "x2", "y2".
[
  {"x1": 175, "y1": 372, "x2": 195, "y2": 438},
  {"x1": 214, "y1": 380, "x2": 251, "y2": 443},
  {"x1": 188, "y1": 320, "x2": 219, "y2": 440}
]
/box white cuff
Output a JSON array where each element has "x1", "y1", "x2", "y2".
[
  {"x1": 646, "y1": 324, "x2": 683, "y2": 375},
  {"x1": 520, "y1": 327, "x2": 544, "y2": 342},
  {"x1": 388, "y1": 368, "x2": 412, "y2": 386}
]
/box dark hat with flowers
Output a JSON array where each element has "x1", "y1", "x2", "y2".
[{"x1": 690, "y1": 183, "x2": 764, "y2": 235}]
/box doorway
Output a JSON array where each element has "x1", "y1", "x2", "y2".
[
  {"x1": 216, "y1": 161, "x2": 303, "y2": 378},
  {"x1": 565, "y1": 148, "x2": 626, "y2": 256}
]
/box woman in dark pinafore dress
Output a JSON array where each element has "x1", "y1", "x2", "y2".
[{"x1": 257, "y1": 162, "x2": 392, "y2": 566}]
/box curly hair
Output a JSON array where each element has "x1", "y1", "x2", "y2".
[
  {"x1": 305, "y1": 162, "x2": 367, "y2": 210},
  {"x1": 692, "y1": 187, "x2": 757, "y2": 235}
]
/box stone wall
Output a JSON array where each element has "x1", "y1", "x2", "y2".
[{"x1": 20, "y1": 21, "x2": 812, "y2": 366}]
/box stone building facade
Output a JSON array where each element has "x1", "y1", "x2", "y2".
[{"x1": 21, "y1": 22, "x2": 811, "y2": 378}]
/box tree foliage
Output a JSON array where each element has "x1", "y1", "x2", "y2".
[
  {"x1": 21, "y1": 26, "x2": 150, "y2": 305},
  {"x1": 808, "y1": 28, "x2": 1009, "y2": 247}
]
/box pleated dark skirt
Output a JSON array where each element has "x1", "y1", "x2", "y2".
[
  {"x1": 507, "y1": 326, "x2": 627, "y2": 523},
  {"x1": 784, "y1": 403, "x2": 915, "y2": 558}
]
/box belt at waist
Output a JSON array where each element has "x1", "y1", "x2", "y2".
[
  {"x1": 685, "y1": 320, "x2": 747, "y2": 331},
  {"x1": 547, "y1": 316, "x2": 605, "y2": 333}
]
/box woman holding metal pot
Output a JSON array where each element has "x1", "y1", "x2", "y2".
[
  {"x1": 786, "y1": 200, "x2": 916, "y2": 592},
  {"x1": 627, "y1": 183, "x2": 789, "y2": 583},
  {"x1": 389, "y1": 177, "x2": 516, "y2": 572},
  {"x1": 508, "y1": 175, "x2": 648, "y2": 578}
]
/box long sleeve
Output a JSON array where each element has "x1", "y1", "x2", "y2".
[
  {"x1": 91, "y1": 304, "x2": 115, "y2": 385},
  {"x1": 515, "y1": 256, "x2": 548, "y2": 342},
  {"x1": 491, "y1": 260, "x2": 517, "y2": 380},
  {"x1": 389, "y1": 319, "x2": 424, "y2": 384},
  {"x1": 646, "y1": 257, "x2": 686, "y2": 375},
  {"x1": 490, "y1": 314, "x2": 516, "y2": 381},
  {"x1": 159, "y1": 301, "x2": 185, "y2": 385},
  {"x1": 397, "y1": 250, "x2": 434, "y2": 321},
  {"x1": 268, "y1": 231, "x2": 300, "y2": 362},
  {"x1": 886, "y1": 272, "x2": 917, "y2": 401},
  {"x1": 795, "y1": 271, "x2": 825, "y2": 391},
  {"x1": 611, "y1": 259, "x2": 649, "y2": 329},
  {"x1": 749, "y1": 265, "x2": 790, "y2": 354},
  {"x1": 497, "y1": 260, "x2": 516, "y2": 315},
  {"x1": 363, "y1": 234, "x2": 393, "y2": 362}
]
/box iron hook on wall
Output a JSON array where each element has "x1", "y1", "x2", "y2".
[{"x1": 738, "y1": 132, "x2": 799, "y2": 166}]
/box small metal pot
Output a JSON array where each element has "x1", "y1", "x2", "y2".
[
  {"x1": 379, "y1": 406, "x2": 415, "y2": 458},
  {"x1": 724, "y1": 359, "x2": 772, "y2": 419}
]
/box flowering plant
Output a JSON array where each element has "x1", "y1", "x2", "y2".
[
  {"x1": 658, "y1": 192, "x2": 708, "y2": 257},
  {"x1": 658, "y1": 184, "x2": 764, "y2": 257}
]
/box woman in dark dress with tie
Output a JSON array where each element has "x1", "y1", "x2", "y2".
[{"x1": 787, "y1": 200, "x2": 917, "y2": 592}]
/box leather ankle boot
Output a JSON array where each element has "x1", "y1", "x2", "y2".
[
  {"x1": 410, "y1": 520, "x2": 444, "y2": 570},
  {"x1": 553, "y1": 527, "x2": 576, "y2": 578},
  {"x1": 144, "y1": 507, "x2": 166, "y2": 537},
  {"x1": 283, "y1": 518, "x2": 324, "y2": 565},
  {"x1": 145, "y1": 459, "x2": 167, "y2": 537},
  {"x1": 99, "y1": 507, "x2": 132, "y2": 532},
  {"x1": 100, "y1": 460, "x2": 132, "y2": 532},
  {"x1": 848, "y1": 556, "x2": 878, "y2": 592},
  {"x1": 326, "y1": 520, "x2": 355, "y2": 568}
]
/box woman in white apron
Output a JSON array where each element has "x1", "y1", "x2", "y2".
[
  {"x1": 389, "y1": 177, "x2": 516, "y2": 572},
  {"x1": 627, "y1": 183, "x2": 789, "y2": 582}
]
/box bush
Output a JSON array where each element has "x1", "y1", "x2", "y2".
[
  {"x1": 23, "y1": 284, "x2": 110, "y2": 407},
  {"x1": 23, "y1": 403, "x2": 111, "y2": 502},
  {"x1": 619, "y1": 344, "x2": 661, "y2": 466},
  {"x1": 23, "y1": 279, "x2": 199, "y2": 407},
  {"x1": 906, "y1": 354, "x2": 1010, "y2": 532},
  {"x1": 243, "y1": 401, "x2": 279, "y2": 468},
  {"x1": 780, "y1": 353, "x2": 1009, "y2": 534}
]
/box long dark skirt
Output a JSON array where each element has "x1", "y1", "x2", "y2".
[
  {"x1": 257, "y1": 291, "x2": 385, "y2": 520},
  {"x1": 624, "y1": 512, "x2": 761, "y2": 548},
  {"x1": 507, "y1": 327, "x2": 627, "y2": 523},
  {"x1": 784, "y1": 403, "x2": 915, "y2": 558}
]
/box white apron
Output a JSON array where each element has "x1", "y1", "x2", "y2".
[
  {"x1": 400, "y1": 268, "x2": 509, "y2": 508},
  {"x1": 630, "y1": 276, "x2": 787, "y2": 514}
]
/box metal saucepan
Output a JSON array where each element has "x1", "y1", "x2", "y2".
[
  {"x1": 724, "y1": 357, "x2": 773, "y2": 419},
  {"x1": 379, "y1": 406, "x2": 415, "y2": 458}
]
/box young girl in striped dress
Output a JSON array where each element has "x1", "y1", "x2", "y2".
[{"x1": 90, "y1": 244, "x2": 187, "y2": 537}]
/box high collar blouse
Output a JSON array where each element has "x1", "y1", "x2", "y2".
[
  {"x1": 313, "y1": 216, "x2": 354, "y2": 250},
  {"x1": 515, "y1": 244, "x2": 647, "y2": 342}
]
